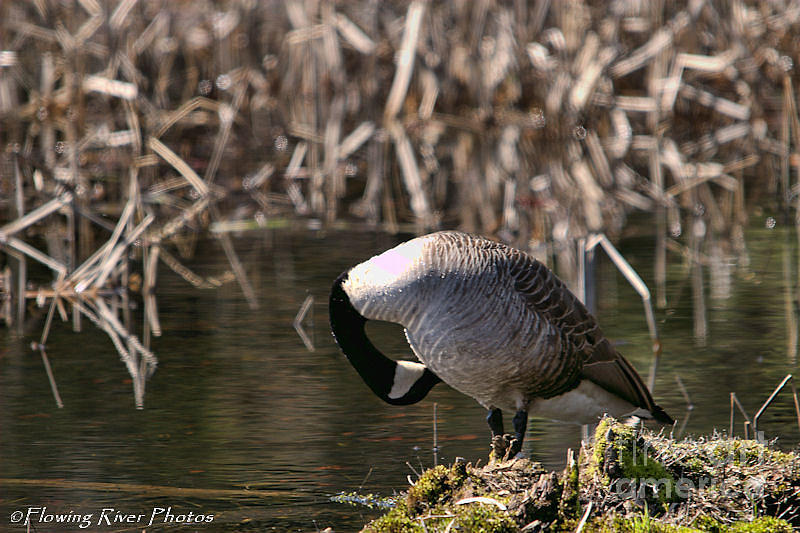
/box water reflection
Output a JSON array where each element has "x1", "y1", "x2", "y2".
[{"x1": 2, "y1": 223, "x2": 800, "y2": 530}]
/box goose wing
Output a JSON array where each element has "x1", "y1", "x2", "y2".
[
  {"x1": 507, "y1": 250, "x2": 671, "y2": 422},
  {"x1": 580, "y1": 338, "x2": 666, "y2": 420}
]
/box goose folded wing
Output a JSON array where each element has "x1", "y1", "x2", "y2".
[
  {"x1": 509, "y1": 253, "x2": 672, "y2": 423},
  {"x1": 581, "y1": 339, "x2": 673, "y2": 423},
  {"x1": 509, "y1": 252, "x2": 602, "y2": 346},
  {"x1": 580, "y1": 338, "x2": 657, "y2": 415}
]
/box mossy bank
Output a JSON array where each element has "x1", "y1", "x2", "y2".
[{"x1": 351, "y1": 418, "x2": 800, "y2": 532}]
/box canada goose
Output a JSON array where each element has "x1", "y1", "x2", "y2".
[{"x1": 329, "y1": 231, "x2": 673, "y2": 457}]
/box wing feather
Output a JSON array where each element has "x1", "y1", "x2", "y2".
[{"x1": 506, "y1": 249, "x2": 672, "y2": 422}]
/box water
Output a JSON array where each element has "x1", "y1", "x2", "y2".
[{"x1": 2, "y1": 221, "x2": 800, "y2": 531}]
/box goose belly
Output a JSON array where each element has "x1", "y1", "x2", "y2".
[
  {"x1": 529, "y1": 380, "x2": 641, "y2": 424},
  {"x1": 403, "y1": 303, "x2": 574, "y2": 412}
]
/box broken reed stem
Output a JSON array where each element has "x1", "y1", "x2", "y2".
[
  {"x1": 157, "y1": 247, "x2": 215, "y2": 288},
  {"x1": 70, "y1": 198, "x2": 136, "y2": 284},
  {"x1": 35, "y1": 276, "x2": 65, "y2": 410},
  {"x1": 792, "y1": 380, "x2": 800, "y2": 435},
  {"x1": 204, "y1": 83, "x2": 246, "y2": 185},
  {"x1": 93, "y1": 298, "x2": 157, "y2": 370},
  {"x1": 293, "y1": 294, "x2": 315, "y2": 352},
  {"x1": 0, "y1": 194, "x2": 71, "y2": 239},
  {"x1": 70, "y1": 297, "x2": 151, "y2": 409},
  {"x1": 729, "y1": 392, "x2": 752, "y2": 437},
  {"x1": 384, "y1": 1, "x2": 424, "y2": 119},
  {"x1": 295, "y1": 293, "x2": 313, "y2": 326},
  {"x1": 38, "y1": 274, "x2": 67, "y2": 348},
  {"x1": 433, "y1": 402, "x2": 439, "y2": 467},
  {"x1": 2, "y1": 236, "x2": 67, "y2": 275},
  {"x1": 585, "y1": 234, "x2": 661, "y2": 392},
  {"x1": 147, "y1": 137, "x2": 209, "y2": 197},
  {"x1": 210, "y1": 205, "x2": 259, "y2": 310},
  {"x1": 91, "y1": 214, "x2": 154, "y2": 291},
  {"x1": 38, "y1": 347, "x2": 63, "y2": 409},
  {"x1": 15, "y1": 254, "x2": 26, "y2": 335},
  {"x1": 574, "y1": 500, "x2": 593, "y2": 533},
  {"x1": 387, "y1": 120, "x2": 432, "y2": 227},
  {"x1": 674, "y1": 374, "x2": 693, "y2": 410},
  {"x1": 753, "y1": 374, "x2": 799, "y2": 433},
  {"x1": 144, "y1": 244, "x2": 162, "y2": 339}
]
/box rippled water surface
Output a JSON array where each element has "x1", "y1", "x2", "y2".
[{"x1": 3, "y1": 222, "x2": 800, "y2": 531}]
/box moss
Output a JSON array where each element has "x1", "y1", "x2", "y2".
[
  {"x1": 591, "y1": 417, "x2": 616, "y2": 475},
  {"x1": 364, "y1": 504, "x2": 423, "y2": 533},
  {"x1": 406, "y1": 464, "x2": 450, "y2": 509},
  {"x1": 365, "y1": 490, "x2": 517, "y2": 533},
  {"x1": 406, "y1": 461, "x2": 469, "y2": 512},
  {"x1": 691, "y1": 516, "x2": 721, "y2": 530},
  {"x1": 692, "y1": 515, "x2": 793, "y2": 533},
  {"x1": 367, "y1": 502, "x2": 518, "y2": 533},
  {"x1": 708, "y1": 440, "x2": 772, "y2": 467},
  {"x1": 726, "y1": 516, "x2": 793, "y2": 532},
  {"x1": 451, "y1": 504, "x2": 518, "y2": 533},
  {"x1": 559, "y1": 450, "x2": 581, "y2": 522},
  {"x1": 591, "y1": 418, "x2": 678, "y2": 506},
  {"x1": 675, "y1": 438, "x2": 796, "y2": 474},
  {"x1": 592, "y1": 513, "x2": 694, "y2": 532},
  {"x1": 685, "y1": 457, "x2": 706, "y2": 475},
  {"x1": 586, "y1": 514, "x2": 793, "y2": 533},
  {"x1": 361, "y1": 459, "x2": 525, "y2": 532}
]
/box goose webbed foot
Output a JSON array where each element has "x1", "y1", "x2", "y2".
[
  {"x1": 487, "y1": 409, "x2": 528, "y2": 461},
  {"x1": 490, "y1": 434, "x2": 512, "y2": 461},
  {"x1": 490, "y1": 434, "x2": 523, "y2": 461}
]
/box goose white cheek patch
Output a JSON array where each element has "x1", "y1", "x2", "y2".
[{"x1": 388, "y1": 360, "x2": 427, "y2": 399}]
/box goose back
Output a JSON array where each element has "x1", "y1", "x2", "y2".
[{"x1": 342, "y1": 231, "x2": 639, "y2": 413}]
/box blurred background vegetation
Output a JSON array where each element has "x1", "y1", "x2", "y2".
[{"x1": 2, "y1": 0, "x2": 798, "y2": 241}]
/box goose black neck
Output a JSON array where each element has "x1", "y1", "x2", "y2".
[{"x1": 329, "y1": 271, "x2": 439, "y2": 405}]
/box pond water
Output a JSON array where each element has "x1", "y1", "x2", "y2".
[{"x1": 2, "y1": 218, "x2": 800, "y2": 531}]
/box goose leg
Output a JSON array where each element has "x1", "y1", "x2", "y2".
[
  {"x1": 488, "y1": 408, "x2": 510, "y2": 461},
  {"x1": 508, "y1": 410, "x2": 528, "y2": 457},
  {"x1": 486, "y1": 408, "x2": 504, "y2": 436}
]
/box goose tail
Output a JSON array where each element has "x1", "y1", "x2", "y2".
[{"x1": 648, "y1": 404, "x2": 674, "y2": 425}]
